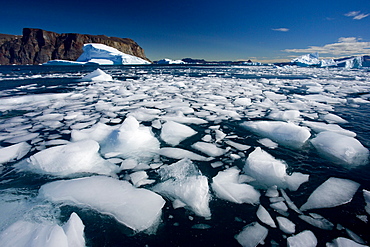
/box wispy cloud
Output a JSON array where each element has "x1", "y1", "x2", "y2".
[
  {"x1": 272, "y1": 28, "x2": 289, "y2": 32},
  {"x1": 283, "y1": 37, "x2": 370, "y2": 56},
  {"x1": 344, "y1": 11, "x2": 369, "y2": 20}
]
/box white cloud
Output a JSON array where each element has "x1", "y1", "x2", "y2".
[
  {"x1": 344, "y1": 11, "x2": 369, "y2": 20},
  {"x1": 283, "y1": 37, "x2": 370, "y2": 56},
  {"x1": 272, "y1": 28, "x2": 289, "y2": 32}
]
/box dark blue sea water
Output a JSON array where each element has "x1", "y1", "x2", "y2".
[{"x1": 0, "y1": 65, "x2": 369, "y2": 246}]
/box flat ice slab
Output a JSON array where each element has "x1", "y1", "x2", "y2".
[
  {"x1": 0, "y1": 142, "x2": 31, "y2": 164},
  {"x1": 19, "y1": 140, "x2": 118, "y2": 177},
  {"x1": 39, "y1": 176, "x2": 166, "y2": 232},
  {"x1": 311, "y1": 131, "x2": 369, "y2": 166},
  {"x1": 80, "y1": 68, "x2": 113, "y2": 82},
  {"x1": 241, "y1": 121, "x2": 311, "y2": 149},
  {"x1": 300, "y1": 177, "x2": 360, "y2": 211}
]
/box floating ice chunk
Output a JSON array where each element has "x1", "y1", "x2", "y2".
[
  {"x1": 192, "y1": 142, "x2": 226, "y2": 157},
  {"x1": 344, "y1": 228, "x2": 367, "y2": 245},
  {"x1": 287, "y1": 230, "x2": 317, "y2": 247},
  {"x1": 244, "y1": 147, "x2": 288, "y2": 188},
  {"x1": 256, "y1": 205, "x2": 276, "y2": 228},
  {"x1": 4, "y1": 132, "x2": 39, "y2": 144},
  {"x1": 327, "y1": 237, "x2": 368, "y2": 247},
  {"x1": 234, "y1": 97, "x2": 252, "y2": 106},
  {"x1": 302, "y1": 121, "x2": 356, "y2": 137},
  {"x1": 160, "y1": 121, "x2": 197, "y2": 146},
  {"x1": 0, "y1": 142, "x2": 31, "y2": 164},
  {"x1": 71, "y1": 122, "x2": 117, "y2": 143},
  {"x1": 300, "y1": 177, "x2": 360, "y2": 211},
  {"x1": 191, "y1": 223, "x2": 211, "y2": 229},
  {"x1": 0, "y1": 213, "x2": 85, "y2": 247},
  {"x1": 311, "y1": 131, "x2": 369, "y2": 166},
  {"x1": 80, "y1": 68, "x2": 113, "y2": 82},
  {"x1": 276, "y1": 216, "x2": 295, "y2": 234},
  {"x1": 211, "y1": 167, "x2": 260, "y2": 204},
  {"x1": 158, "y1": 147, "x2": 212, "y2": 161},
  {"x1": 267, "y1": 110, "x2": 301, "y2": 122},
  {"x1": 130, "y1": 171, "x2": 153, "y2": 187},
  {"x1": 154, "y1": 159, "x2": 211, "y2": 218},
  {"x1": 19, "y1": 140, "x2": 118, "y2": 177},
  {"x1": 266, "y1": 186, "x2": 279, "y2": 198},
  {"x1": 39, "y1": 176, "x2": 165, "y2": 232},
  {"x1": 43, "y1": 59, "x2": 91, "y2": 65},
  {"x1": 298, "y1": 214, "x2": 334, "y2": 230},
  {"x1": 280, "y1": 189, "x2": 302, "y2": 214},
  {"x1": 320, "y1": 113, "x2": 348, "y2": 124},
  {"x1": 225, "y1": 140, "x2": 251, "y2": 151},
  {"x1": 154, "y1": 176, "x2": 211, "y2": 218},
  {"x1": 100, "y1": 116, "x2": 160, "y2": 162},
  {"x1": 258, "y1": 138, "x2": 278, "y2": 149},
  {"x1": 235, "y1": 222, "x2": 268, "y2": 247},
  {"x1": 241, "y1": 121, "x2": 311, "y2": 149},
  {"x1": 62, "y1": 212, "x2": 86, "y2": 247},
  {"x1": 285, "y1": 172, "x2": 309, "y2": 191},
  {"x1": 270, "y1": 201, "x2": 288, "y2": 212},
  {"x1": 364, "y1": 190, "x2": 370, "y2": 215}
]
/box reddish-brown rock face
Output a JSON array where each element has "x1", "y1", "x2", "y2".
[{"x1": 0, "y1": 28, "x2": 150, "y2": 65}]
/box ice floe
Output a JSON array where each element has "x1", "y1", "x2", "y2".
[
  {"x1": 80, "y1": 68, "x2": 113, "y2": 82},
  {"x1": 211, "y1": 167, "x2": 260, "y2": 204},
  {"x1": 160, "y1": 121, "x2": 196, "y2": 146},
  {"x1": 0, "y1": 142, "x2": 31, "y2": 164},
  {"x1": 241, "y1": 121, "x2": 311, "y2": 149},
  {"x1": 311, "y1": 131, "x2": 369, "y2": 166},
  {"x1": 17, "y1": 140, "x2": 118, "y2": 177},
  {"x1": 39, "y1": 176, "x2": 165, "y2": 232},
  {"x1": 287, "y1": 230, "x2": 317, "y2": 247},
  {"x1": 235, "y1": 222, "x2": 268, "y2": 247},
  {"x1": 300, "y1": 177, "x2": 360, "y2": 211}
]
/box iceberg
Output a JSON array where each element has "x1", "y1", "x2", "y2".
[
  {"x1": 291, "y1": 53, "x2": 321, "y2": 67},
  {"x1": 0, "y1": 213, "x2": 85, "y2": 247},
  {"x1": 241, "y1": 121, "x2": 311, "y2": 149},
  {"x1": 310, "y1": 131, "x2": 369, "y2": 166},
  {"x1": 42, "y1": 59, "x2": 96, "y2": 65},
  {"x1": 156, "y1": 58, "x2": 185, "y2": 64},
  {"x1": 39, "y1": 176, "x2": 166, "y2": 232},
  {"x1": 18, "y1": 140, "x2": 118, "y2": 177},
  {"x1": 0, "y1": 142, "x2": 31, "y2": 164},
  {"x1": 320, "y1": 59, "x2": 337, "y2": 67},
  {"x1": 211, "y1": 167, "x2": 260, "y2": 204},
  {"x1": 300, "y1": 177, "x2": 360, "y2": 211},
  {"x1": 235, "y1": 222, "x2": 268, "y2": 247},
  {"x1": 77, "y1": 43, "x2": 150, "y2": 65}
]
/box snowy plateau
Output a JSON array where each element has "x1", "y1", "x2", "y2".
[{"x1": 0, "y1": 64, "x2": 369, "y2": 247}]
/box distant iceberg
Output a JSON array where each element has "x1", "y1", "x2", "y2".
[
  {"x1": 156, "y1": 58, "x2": 185, "y2": 64},
  {"x1": 43, "y1": 43, "x2": 150, "y2": 65},
  {"x1": 291, "y1": 53, "x2": 321, "y2": 67}
]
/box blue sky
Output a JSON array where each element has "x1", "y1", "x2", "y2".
[{"x1": 1, "y1": 0, "x2": 369, "y2": 62}]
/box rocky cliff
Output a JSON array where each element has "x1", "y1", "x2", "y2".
[{"x1": 0, "y1": 28, "x2": 150, "y2": 65}]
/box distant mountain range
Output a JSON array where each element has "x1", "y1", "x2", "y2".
[{"x1": 0, "y1": 28, "x2": 150, "y2": 65}]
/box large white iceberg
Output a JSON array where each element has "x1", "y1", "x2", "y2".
[
  {"x1": 241, "y1": 121, "x2": 311, "y2": 149},
  {"x1": 77, "y1": 43, "x2": 150, "y2": 65},
  {"x1": 18, "y1": 140, "x2": 118, "y2": 177},
  {"x1": 39, "y1": 176, "x2": 166, "y2": 232},
  {"x1": 300, "y1": 177, "x2": 360, "y2": 211},
  {"x1": 0, "y1": 213, "x2": 85, "y2": 247},
  {"x1": 291, "y1": 53, "x2": 321, "y2": 67},
  {"x1": 156, "y1": 58, "x2": 185, "y2": 64},
  {"x1": 44, "y1": 43, "x2": 150, "y2": 65},
  {"x1": 310, "y1": 131, "x2": 369, "y2": 166}
]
